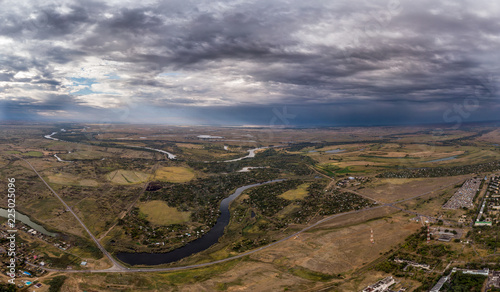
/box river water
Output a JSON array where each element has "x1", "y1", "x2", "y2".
[
  {"x1": 116, "y1": 179, "x2": 284, "y2": 265},
  {"x1": 0, "y1": 208, "x2": 57, "y2": 237},
  {"x1": 44, "y1": 131, "x2": 177, "y2": 160},
  {"x1": 223, "y1": 146, "x2": 268, "y2": 162}
]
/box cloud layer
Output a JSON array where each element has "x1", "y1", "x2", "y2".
[{"x1": 1, "y1": 0, "x2": 499, "y2": 125}]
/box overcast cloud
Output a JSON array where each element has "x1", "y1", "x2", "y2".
[{"x1": 0, "y1": 0, "x2": 499, "y2": 125}]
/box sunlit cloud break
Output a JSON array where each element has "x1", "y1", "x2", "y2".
[{"x1": 0, "y1": 0, "x2": 499, "y2": 125}]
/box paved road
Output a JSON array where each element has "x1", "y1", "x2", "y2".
[
  {"x1": 22, "y1": 158, "x2": 126, "y2": 271},
  {"x1": 24, "y1": 157, "x2": 464, "y2": 274},
  {"x1": 30, "y1": 185, "x2": 455, "y2": 274},
  {"x1": 31, "y1": 204, "x2": 390, "y2": 273}
]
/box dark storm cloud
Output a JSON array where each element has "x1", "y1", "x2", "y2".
[
  {"x1": 0, "y1": 0, "x2": 499, "y2": 125},
  {"x1": 0, "y1": 93, "x2": 85, "y2": 121}
]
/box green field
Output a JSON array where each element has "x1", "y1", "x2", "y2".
[{"x1": 4, "y1": 150, "x2": 21, "y2": 154}]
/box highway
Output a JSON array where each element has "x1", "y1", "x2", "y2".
[
  {"x1": 32, "y1": 204, "x2": 389, "y2": 273},
  {"x1": 23, "y1": 157, "x2": 464, "y2": 274}
]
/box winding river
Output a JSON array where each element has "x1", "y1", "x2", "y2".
[
  {"x1": 223, "y1": 145, "x2": 284, "y2": 163},
  {"x1": 44, "y1": 131, "x2": 177, "y2": 160},
  {"x1": 128, "y1": 146, "x2": 177, "y2": 160},
  {"x1": 223, "y1": 146, "x2": 268, "y2": 162},
  {"x1": 116, "y1": 179, "x2": 284, "y2": 266}
]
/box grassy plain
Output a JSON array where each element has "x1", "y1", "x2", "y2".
[
  {"x1": 139, "y1": 200, "x2": 192, "y2": 225},
  {"x1": 106, "y1": 169, "x2": 150, "y2": 184},
  {"x1": 155, "y1": 166, "x2": 196, "y2": 183},
  {"x1": 4, "y1": 123, "x2": 500, "y2": 291},
  {"x1": 357, "y1": 175, "x2": 470, "y2": 203},
  {"x1": 279, "y1": 183, "x2": 310, "y2": 200},
  {"x1": 47, "y1": 172, "x2": 99, "y2": 186}
]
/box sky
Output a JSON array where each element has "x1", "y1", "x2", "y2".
[{"x1": 0, "y1": 0, "x2": 499, "y2": 126}]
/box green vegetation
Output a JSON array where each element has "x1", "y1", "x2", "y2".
[
  {"x1": 188, "y1": 148, "x2": 314, "y2": 175},
  {"x1": 379, "y1": 160, "x2": 500, "y2": 178},
  {"x1": 148, "y1": 170, "x2": 279, "y2": 224},
  {"x1": 443, "y1": 272, "x2": 487, "y2": 292},
  {"x1": 43, "y1": 253, "x2": 81, "y2": 269},
  {"x1": 47, "y1": 276, "x2": 67, "y2": 292},
  {"x1": 113, "y1": 170, "x2": 280, "y2": 252},
  {"x1": 5, "y1": 124, "x2": 500, "y2": 291},
  {"x1": 0, "y1": 284, "x2": 16, "y2": 292},
  {"x1": 288, "y1": 266, "x2": 342, "y2": 282},
  {"x1": 374, "y1": 227, "x2": 453, "y2": 290},
  {"x1": 240, "y1": 180, "x2": 372, "y2": 230},
  {"x1": 4, "y1": 150, "x2": 21, "y2": 154},
  {"x1": 467, "y1": 226, "x2": 500, "y2": 251},
  {"x1": 246, "y1": 180, "x2": 303, "y2": 216}
]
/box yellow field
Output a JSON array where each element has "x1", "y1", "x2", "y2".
[
  {"x1": 47, "y1": 173, "x2": 99, "y2": 187},
  {"x1": 279, "y1": 183, "x2": 310, "y2": 200},
  {"x1": 106, "y1": 169, "x2": 150, "y2": 184},
  {"x1": 138, "y1": 200, "x2": 191, "y2": 225},
  {"x1": 155, "y1": 166, "x2": 195, "y2": 183}
]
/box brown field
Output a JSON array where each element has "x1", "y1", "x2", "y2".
[
  {"x1": 477, "y1": 129, "x2": 500, "y2": 143},
  {"x1": 395, "y1": 185, "x2": 467, "y2": 222},
  {"x1": 61, "y1": 207, "x2": 420, "y2": 291},
  {"x1": 357, "y1": 175, "x2": 470, "y2": 203}
]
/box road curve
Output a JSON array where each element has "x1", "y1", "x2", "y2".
[
  {"x1": 23, "y1": 157, "x2": 464, "y2": 274},
  {"x1": 32, "y1": 204, "x2": 388, "y2": 273}
]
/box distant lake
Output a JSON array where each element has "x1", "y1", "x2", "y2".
[
  {"x1": 425, "y1": 156, "x2": 457, "y2": 163},
  {"x1": 197, "y1": 135, "x2": 224, "y2": 139},
  {"x1": 325, "y1": 149, "x2": 345, "y2": 154},
  {"x1": 0, "y1": 208, "x2": 57, "y2": 237}
]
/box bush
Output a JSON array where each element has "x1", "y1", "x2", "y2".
[{"x1": 48, "y1": 276, "x2": 67, "y2": 292}]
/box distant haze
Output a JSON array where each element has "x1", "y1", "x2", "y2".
[{"x1": 0, "y1": 0, "x2": 499, "y2": 126}]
